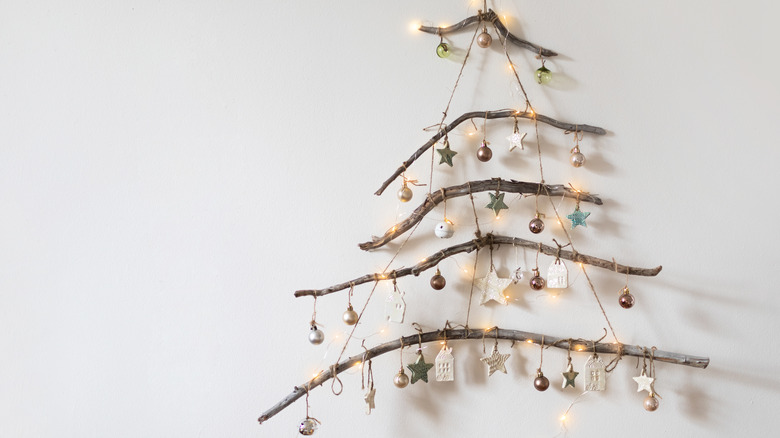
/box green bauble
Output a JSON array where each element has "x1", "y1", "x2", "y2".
[
  {"x1": 535, "y1": 66, "x2": 552, "y2": 84},
  {"x1": 436, "y1": 42, "x2": 451, "y2": 58}
]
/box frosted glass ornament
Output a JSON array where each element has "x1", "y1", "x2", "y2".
[
  {"x1": 546, "y1": 259, "x2": 568, "y2": 289},
  {"x1": 384, "y1": 286, "x2": 406, "y2": 323},
  {"x1": 435, "y1": 345, "x2": 454, "y2": 382},
  {"x1": 584, "y1": 354, "x2": 606, "y2": 391}
]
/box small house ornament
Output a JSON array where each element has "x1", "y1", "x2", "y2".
[
  {"x1": 584, "y1": 354, "x2": 606, "y2": 391},
  {"x1": 435, "y1": 345, "x2": 454, "y2": 382},
  {"x1": 546, "y1": 259, "x2": 568, "y2": 289},
  {"x1": 384, "y1": 281, "x2": 406, "y2": 323}
]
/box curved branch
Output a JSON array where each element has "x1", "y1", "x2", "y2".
[
  {"x1": 374, "y1": 109, "x2": 606, "y2": 196},
  {"x1": 419, "y1": 9, "x2": 558, "y2": 57},
  {"x1": 258, "y1": 327, "x2": 708, "y2": 425},
  {"x1": 363, "y1": 179, "x2": 601, "y2": 251},
  {"x1": 296, "y1": 233, "x2": 661, "y2": 298}
]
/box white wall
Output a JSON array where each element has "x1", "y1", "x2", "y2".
[{"x1": 1, "y1": 1, "x2": 778, "y2": 436}]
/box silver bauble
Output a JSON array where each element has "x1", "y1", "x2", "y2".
[{"x1": 308, "y1": 326, "x2": 324, "y2": 345}]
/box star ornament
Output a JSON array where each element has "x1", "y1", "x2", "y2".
[
  {"x1": 407, "y1": 352, "x2": 434, "y2": 384},
  {"x1": 477, "y1": 269, "x2": 512, "y2": 305},
  {"x1": 567, "y1": 206, "x2": 590, "y2": 229},
  {"x1": 633, "y1": 370, "x2": 655, "y2": 393},
  {"x1": 562, "y1": 363, "x2": 579, "y2": 389},
  {"x1": 486, "y1": 192, "x2": 509, "y2": 216},
  {"x1": 507, "y1": 131, "x2": 527, "y2": 152},
  {"x1": 364, "y1": 386, "x2": 376, "y2": 414},
  {"x1": 480, "y1": 345, "x2": 510, "y2": 376},
  {"x1": 436, "y1": 141, "x2": 458, "y2": 167}
]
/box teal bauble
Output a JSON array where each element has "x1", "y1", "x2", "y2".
[
  {"x1": 436, "y1": 42, "x2": 451, "y2": 58},
  {"x1": 535, "y1": 66, "x2": 552, "y2": 84}
]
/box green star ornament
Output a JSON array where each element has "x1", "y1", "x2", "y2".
[
  {"x1": 436, "y1": 141, "x2": 458, "y2": 167},
  {"x1": 407, "y1": 352, "x2": 434, "y2": 384},
  {"x1": 486, "y1": 192, "x2": 509, "y2": 216},
  {"x1": 566, "y1": 205, "x2": 590, "y2": 229},
  {"x1": 561, "y1": 361, "x2": 579, "y2": 389}
]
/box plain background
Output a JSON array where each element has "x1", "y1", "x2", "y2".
[{"x1": 1, "y1": 1, "x2": 779, "y2": 436}]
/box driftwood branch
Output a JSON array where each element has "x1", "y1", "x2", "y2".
[
  {"x1": 374, "y1": 110, "x2": 606, "y2": 196},
  {"x1": 296, "y1": 233, "x2": 660, "y2": 298},
  {"x1": 419, "y1": 9, "x2": 558, "y2": 57},
  {"x1": 258, "y1": 327, "x2": 708, "y2": 425},
  {"x1": 363, "y1": 179, "x2": 601, "y2": 251}
]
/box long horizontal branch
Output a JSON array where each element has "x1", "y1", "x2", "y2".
[
  {"x1": 364, "y1": 179, "x2": 601, "y2": 251},
  {"x1": 419, "y1": 9, "x2": 558, "y2": 57},
  {"x1": 295, "y1": 233, "x2": 660, "y2": 298},
  {"x1": 375, "y1": 110, "x2": 606, "y2": 196},
  {"x1": 258, "y1": 327, "x2": 708, "y2": 425}
]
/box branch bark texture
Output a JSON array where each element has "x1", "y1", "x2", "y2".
[
  {"x1": 296, "y1": 233, "x2": 661, "y2": 298},
  {"x1": 375, "y1": 109, "x2": 606, "y2": 196},
  {"x1": 364, "y1": 179, "x2": 602, "y2": 251},
  {"x1": 419, "y1": 9, "x2": 558, "y2": 57},
  {"x1": 258, "y1": 327, "x2": 708, "y2": 425}
]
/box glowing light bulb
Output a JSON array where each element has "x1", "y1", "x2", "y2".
[
  {"x1": 408, "y1": 21, "x2": 421, "y2": 32},
  {"x1": 560, "y1": 414, "x2": 567, "y2": 421},
  {"x1": 526, "y1": 339, "x2": 534, "y2": 344}
]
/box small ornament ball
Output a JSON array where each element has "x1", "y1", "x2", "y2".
[
  {"x1": 477, "y1": 142, "x2": 493, "y2": 162},
  {"x1": 436, "y1": 42, "x2": 451, "y2": 58},
  {"x1": 434, "y1": 220, "x2": 454, "y2": 238},
  {"x1": 397, "y1": 185, "x2": 413, "y2": 202},
  {"x1": 430, "y1": 271, "x2": 446, "y2": 290},
  {"x1": 394, "y1": 369, "x2": 410, "y2": 388},
  {"x1": 530, "y1": 271, "x2": 546, "y2": 290},
  {"x1": 535, "y1": 65, "x2": 552, "y2": 84},
  {"x1": 570, "y1": 150, "x2": 586, "y2": 167},
  {"x1": 477, "y1": 31, "x2": 492, "y2": 48},
  {"x1": 534, "y1": 372, "x2": 550, "y2": 391},
  {"x1": 342, "y1": 306, "x2": 358, "y2": 325},
  {"x1": 529, "y1": 217, "x2": 544, "y2": 234},
  {"x1": 299, "y1": 418, "x2": 318, "y2": 435},
  {"x1": 308, "y1": 325, "x2": 324, "y2": 345},
  {"x1": 644, "y1": 394, "x2": 659, "y2": 412},
  {"x1": 619, "y1": 287, "x2": 636, "y2": 309}
]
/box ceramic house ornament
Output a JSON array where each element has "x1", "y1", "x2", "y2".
[
  {"x1": 435, "y1": 345, "x2": 454, "y2": 382},
  {"x1": 584, "y1": 354, "x2": 606, "y2": 391},
  {"x1": 384, "y1": 284, "x2": 406, "y2": 323},
  {"x1": 546, "y1": 259, "x2": 568, "y2": 289}
]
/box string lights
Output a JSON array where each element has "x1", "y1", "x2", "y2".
[{"x1": 258, "y1": 5, "x2": 710, "y2": 435}]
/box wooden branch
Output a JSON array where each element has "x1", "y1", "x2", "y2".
[
  {"x1": 419, "y1": 9, "x2": 558, "y2": 57},
  {"x1": 374, "y1": 110, "x2": 606, "y2": 196},
  {"x1": 295, "y1": 233, "x2": 661, "y2": 298},
  {"x1": 258, "y1": 327, "x2": 708, "y2": 425},
  {"x1": 363, "y1": 179, "x2": 601, "y2": 251}
]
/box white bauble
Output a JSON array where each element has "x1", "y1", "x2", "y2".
[{"x1": 434, "y1": 221, "x2": 454, "y2": 238}]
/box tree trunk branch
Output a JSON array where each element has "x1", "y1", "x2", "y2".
[
  {"x1": 258, "y1": 327, "x2": 708, "y2": 425},
  {"x1": 374, "y1": 110, "x2": 606, "y2": 196},
  {"x1": 419, "y1": 9, "x2": 559, "y2": 57},
  {"x1": 296, "y1": 233, "x2": 661, "y2": 298},
  {"x1": 363, "y1": 178, "x2": 602, "y2": 251}
]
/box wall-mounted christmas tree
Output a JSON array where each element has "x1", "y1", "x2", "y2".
[{"x1": 258, "y1": 6, "x2": 708, "y2": 435}]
